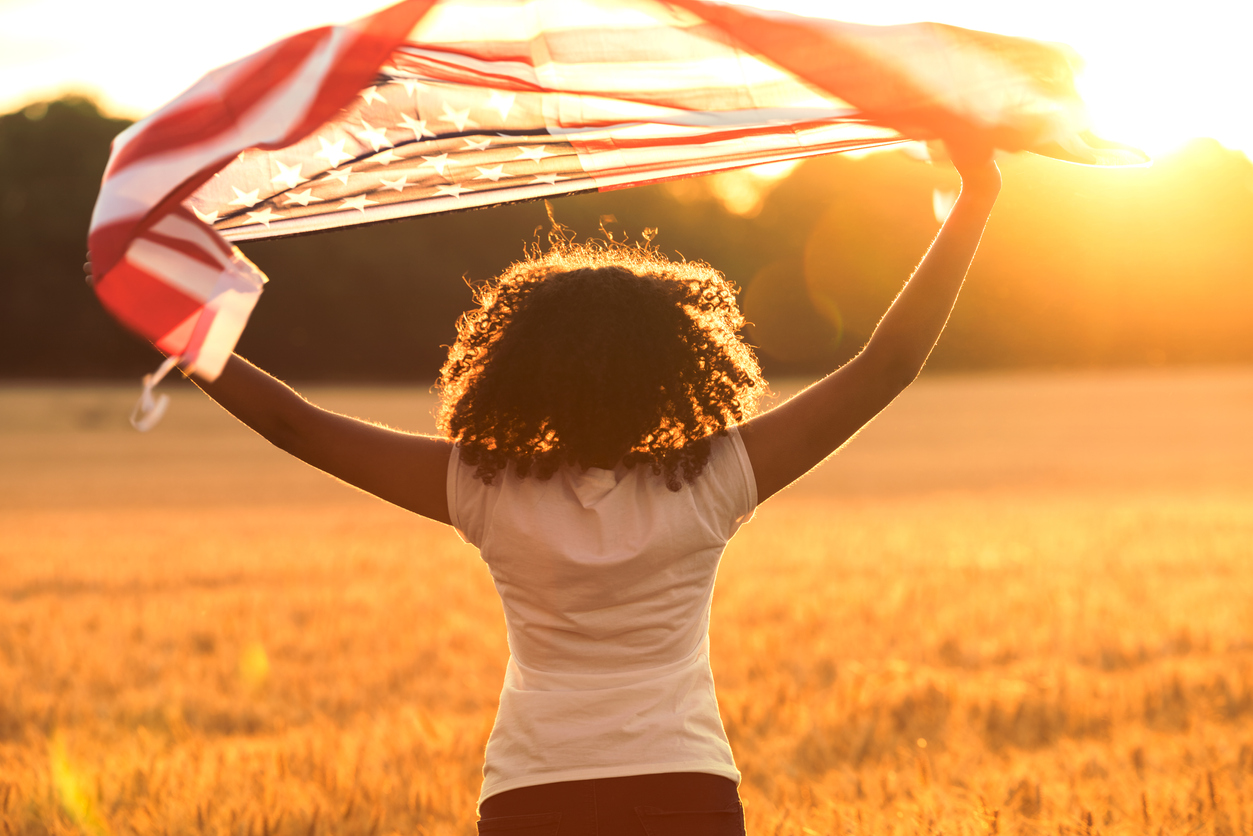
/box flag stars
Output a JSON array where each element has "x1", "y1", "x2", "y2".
[
  {"x1": 439, "y1": 102, "x2": 476, "y2": 132},
  {"x1": 531, "y1": 173, "x2": 565, "y2": 185},
  {"x1": 515, "y1": 146, "x2": 554, "y2": 163},
  {"x1": 339, "y1": 194, "x2": 378, "y2": 213},
  {"x1": 228, "y1": 186, "x2": 262, "y2": 207},
  {"x1": 463, "y1": 137, "x2": 492, "y2": 151},
  {"x1": 435, "y1": 183, "x2": 470, "y2": 198},
  {"x1": 325, "y1": 166, "x2": 353, "y2": 186},
  {"x1": 419, "y1": 153, "x2": 450, "y2": 175},
  {"x1": 373, "y1": 149, "x2": 402, "y2": 165},
  {"x1": 271, "y1": 160, "x2": 307, "y2": 189},
  {"x1": 378, "y1": 175, "x2": 411, "y2": 192},
  {"x1": 283, "y1": 189, "x2": 322, "y2": 206},
  {"x1": 315, "y1": 136, "x2": 354, "y2": 168},
  {"x1": 245, "y1": 207, "x2": 283, "y2": 228},
  {"x1": 358, "y1": 86, "x2": 387, "y2": 106},
  {"x1": 192, "y1": 206, "x2": 220, "y2": 224},
  {"x1": 398, "y1": 113, "x2": 431, "y2": 139},
  {"x1": 400, "y1": 79, "x2": 422, "y2": 97},
  {"x1": 355, "y1": 119, "x2": 393, "y2": 152},
  {"x1": 486, "y1": 91, "x2": 516, "y2": 122},
  {"x1": 474, "y1": 165, "x2": 506, "y2": 182}
]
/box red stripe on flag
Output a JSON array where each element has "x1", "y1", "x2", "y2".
[
  {"x1": 106, "y1": 31, "x2": 328, "y2": 177},
  {"x1": 166, "y1": 205, "x2": 236, "y2": 259},
  {"x1": 87, "y1": 221, "x2": 137, "y2": 284},
  {"x1": 295, "y1": 0, "x2": 439, "y2": 141},
  {"x1": 136, "y1": 230, "x2": 228, "y2": 273},
  {"x1": 389, "y1": 50, "x2": 546, "y2": 93},
  {"x1": 94, "y1": 260, "x2": 205, "y2": 347}
]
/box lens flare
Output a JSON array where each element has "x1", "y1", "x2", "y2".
[
  {"x1": 743, "y1": 260, "x2": 843, "y2": 364},
  {"x1": 49, "y1": 732, "x2": 109, "y2": 836},
  {"x1": 240, "y1": 640, "x2": 270, "y2": 692}
]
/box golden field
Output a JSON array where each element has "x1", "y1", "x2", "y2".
[{"x1": 3, "y1": 368, "x2": 1253, "y2": 835}]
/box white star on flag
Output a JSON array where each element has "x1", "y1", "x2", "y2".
[
  {"x1": 373, "y1": 149, "x2": 402, "y2": 165},
  {"x1": 378, "y1": 175, "x2": 411, "y2": 192},
  {"x1": 400, "y1": 79, "x2": 422, "y2": 97},
  {"x1": 192, "y1": 206, "x2": 220, "y2": 224},
  {"x1": 315, "y1": 137, "x2": 354, "y2": 168},
  {"x1": 515, "y1": 146, "x2": 554, "y2": 163},
  {"x1": 419, "y1": 154, "x2": 450, "y2": 175},
  {"x1": 358, "y1": 86, "x2": 387, "y2": 106},
  {"x1": 282, "y1": 189, "x2": 322, "y2": 206},
  {"x1": 531, "y1": 173, "x2": 565, "y2": 185},
  {"x1": 245, "y1": 207, "x2": 283, "y2": 227},
  {"x1": 271, "y1": 160, "x2": 307, "y2": 189},
  {"x1": 435, "y1": 183, "x2": 470, "y2": 198},
  {"x1": 228, "y1": 186, "x2": 261, "y2": 207},
  {"x1": 398, "y1": 113, "x2": 431, "y2": 139},
  {"x1": 474, "y1": 165, "x2": 506, "y2": 182},
  {"x1": 339, "y1": 194, "x2": 378, "y2": 212},
  {"x1": 463, "y1": 137, "x2": 492, "y2": 151},
  {"x1": 439, "y1": 102, "x2": 475, "y2": 132},
  {"x1": 486, "y1": 91, "x2": 516, "y2": 121},
  {"x1": 355, "y1": 120, "x2": 393, "y2": 151},
  {"x1": 325, "y1": 167, "x2": 353, "y2": 186}
]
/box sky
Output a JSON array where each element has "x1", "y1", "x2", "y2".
[{"x1": 1, "y1": 0, "x2": 1251, "y2": 158}]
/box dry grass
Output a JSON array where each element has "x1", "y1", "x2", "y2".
[{"x1": 3, "y1": 369, "x2": 1253, "y2": 835}]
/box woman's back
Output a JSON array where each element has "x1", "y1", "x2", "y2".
[
  {"x1": 452, "y1": 427, "x2": 756, "y2": 675},
  {"x1": 451, "y1": 427, "x2": 756, "y2": 801}
]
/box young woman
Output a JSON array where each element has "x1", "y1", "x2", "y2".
[{"x1": 90, "y1": 145, "x2": 1000, "y2": 835}]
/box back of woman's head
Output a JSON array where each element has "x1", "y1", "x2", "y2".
[{"x1": 437, "y1": 239, "x2": 767, "y2": 490}]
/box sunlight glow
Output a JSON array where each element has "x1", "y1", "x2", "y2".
[
  {"x1": 0, "y1": 0, "x2": 387, "y2": 118},
  {"x1": 709, "y1": 160, "x2": 803, "y2": 217},
  {"x1": 239, "y1": 640, "x2": 271, "y2": 692},
  {"x1": 49, "y1": 733, "x2": 108, "y2": 836},
  {"x1": 754, "y1": 0, "x2": 1253, "y2": 158}
]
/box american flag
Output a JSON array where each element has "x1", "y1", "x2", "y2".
[{"x1": 89, "y1": 0, "x2": 1146, "y2": 386}]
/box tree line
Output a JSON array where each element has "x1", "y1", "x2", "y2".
[{"x1": 3, "y1": 96, "x2": 1251, "y2": 381}]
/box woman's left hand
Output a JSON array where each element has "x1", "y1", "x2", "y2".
[{"x1": 946, "y1": 139, "x2": 1001, "y2": 195}]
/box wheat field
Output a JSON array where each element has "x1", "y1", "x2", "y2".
[{"x1": 3, "y1": 369, "x2": 1253, "y2": 835}]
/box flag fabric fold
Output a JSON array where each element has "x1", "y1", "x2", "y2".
[{"x1": 88, "y1": 0, "x2": 1146, "y2": 382}]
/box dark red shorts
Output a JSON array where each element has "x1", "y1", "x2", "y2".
[{"x1": 477, "y1": 772, "x2": 745, "y2": 836}]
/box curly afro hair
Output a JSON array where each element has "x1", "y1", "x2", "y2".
[{"x1": 436, "y1": 238, "x2": 768, "y2": 491}]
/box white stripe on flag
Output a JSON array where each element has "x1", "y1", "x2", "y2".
[
  {"x1": 126, "y1": 238, "x2": 225, "y2": 302},
  {"x1": 149, "y1": 213, "x2": 232, "y2": 261}
]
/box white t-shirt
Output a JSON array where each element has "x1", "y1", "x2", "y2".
[{"x1": 447, "y1": 426, "x2": 758, "y2": 805}]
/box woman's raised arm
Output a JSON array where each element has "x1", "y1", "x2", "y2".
[
  {"x1": 737, "y1": 145, "x2": 1001, "y2": 502},
  {"x1": 85, "y1": 255, "x2": 452, "y2": 523},
  {"x1": 193, "y1": 354, "x2": 454, "y2": 524}
]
